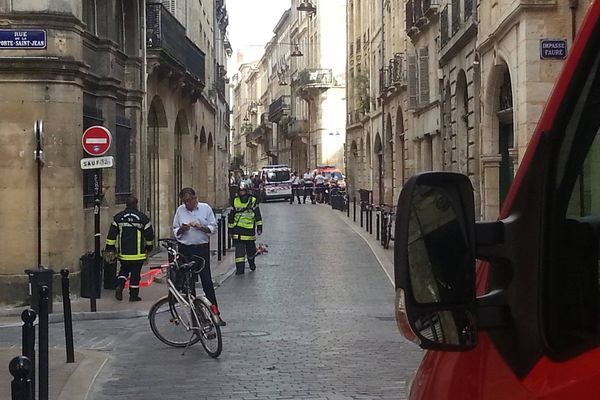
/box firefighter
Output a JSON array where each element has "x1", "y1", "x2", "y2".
[
  {"x1": 105, "y1": 196, "x2": 154, "y2": 301},
  {"x1": 228, "y1": 181, "x2": 263, "y2": 275}
]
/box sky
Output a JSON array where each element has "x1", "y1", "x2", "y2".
[{"x1": 226, "y1": 0, "x2": 292, "y2": 75}]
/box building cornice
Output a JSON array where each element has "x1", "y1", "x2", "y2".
[
  {"x1": 478, "y1": 1, "x2": 557, "y2": 53},
  {"x1": 0, "y1": 12, "x2": 85, "y2": 33}
]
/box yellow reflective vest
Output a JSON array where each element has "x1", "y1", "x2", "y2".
[{"x1": 228, "y1": 196, "x2": 262, "y2": 241}]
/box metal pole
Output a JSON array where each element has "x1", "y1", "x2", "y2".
[
  {"x1": 360, "y1": 203, "x2": 364, "y2": 228},
  {"x1": 61, "y1": 269, "x2": 75, "y2": 363},
  {"x1": 365, "y1": 204, "x2": 370, "y2": 232},
  {"x1": 376, "y1": 212, "x2": 380, "y2": 241},
  {"x1": 38, "y1": 286, "x2": 49, "y2": 400},
  {"x1": 346, "y1": 195, "x2": 350, "y2": 217},
  {"x1": 369, "y1": 206, "x2": 373, "y2": 235},
  {"x1": 221, "y1": 217, "x2": 226, "y2": 257},
  {"x1": 21, "y1": 309, "x2": 36, "y2": 399},
  {"x1": 217, "y1": 217, "x2": 222, "y2": 262},
  {"x1": 9, "y1": 356, "x2": 33, "y2": 400},
  {"x1": 227, "y1": 212, "x2": 232, "y2": 249},
  {"x1": 92, "y1": 171, "x2": 100, "y2": 312},
  {"x1": 36, "y1": 125, "x2": 41, "y2": 270},
  {"x1": 353, "y1": 197, "x2": 356, "y2": 222}
]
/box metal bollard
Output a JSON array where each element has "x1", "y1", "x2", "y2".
[
  {"x1": 9, "y1": 356, "x2": 33, "y2": 400},
  {"x1": 38, "y1": 285, "x2": 49, "y2": 400},
  {"x1": 353, "y1": 197, "x2": 356, "y2": 222},
  {"x1": 376, "y1": 212, "x2": 380, "y2": 241},
  {"x1": 21, "y1": 309, "x2": 36, "y2": 397},
  {"x1": 365, "y1": 204, "x2": 370, "y2": 232},
  {"x1": 369, "y1": 206, "x2": 373, "y2": 235},
  {"x1": 227, "y1": 213, "x2": 232, "y2": 249},
  {"x1": 217, "y1": 217, "x2": 222, "y2": 262},
  {"x1": 61, "y1": 269, "x2": 75, "y2": 363},
  {"x1": 360, "y1": 203, "x2": 364, "y2": 228},
  {"x1": 221, "y1": 217, "x2": 226, "y2": 257},
  {"x1": 346, "y1": 195, "x2": 350, "y2": 217}
]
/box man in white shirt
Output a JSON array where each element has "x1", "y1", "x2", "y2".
[{"x1": 172, "y1": 187, "x2": 226, "y2": 326}]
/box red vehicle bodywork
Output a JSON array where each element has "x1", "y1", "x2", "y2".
[{"x1": 409, "y1": 3, "x2": 600, "y2": 399}]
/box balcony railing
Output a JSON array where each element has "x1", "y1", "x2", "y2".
[
  {"x1": 268, "y1": 95, "x2": 290, "y2": 122},
  {"x1": 292, "y1": 68, "x2": 334, "y2": 89},
  {"x1": 147, "y1": 3, "x2": 206, "y2": 87}
]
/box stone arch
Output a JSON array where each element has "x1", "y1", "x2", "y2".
[
  {"x1": 174, "y1": 111, "x2": 191, "y2": 209},
  {"x1": 384, "y1": 113, "x2": 394, "y2": 204},
  {"x1": 395, "y1": 106, "x2": 405, "y2": 194},
  {"x1": 443, "y1": 81, "x2": 453, "y2": 170},
  {"x1": 198, "y1": 127, "x2": 208, "y2": 199},
  {"x1": 482, "y1": 60, "x2": 515, "y2": 218},
  {"x1": 374, "y1": 133, "x2": 383, "y2": 204},
  {"x1": 147, "y1": 96, "x2": 169, "y2": 242},
  {"x1": 455, "y1": 70, "x2": 469, "y2": 174}
]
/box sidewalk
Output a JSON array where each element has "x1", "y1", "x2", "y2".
[
  {"x1": 329, "y1": 203, "x2": 395, "y2": 286},
  {"x1": 0, "y1": 244, "x2": 235, "y2": 399}
]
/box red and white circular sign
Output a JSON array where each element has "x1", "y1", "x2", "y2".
[{"x1": 82, "y1": 126, "x2": 112, "y2": 156}]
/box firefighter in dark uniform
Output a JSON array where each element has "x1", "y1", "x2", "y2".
[
  {"x1": 105, "y1": 196, "x2": 154, "y2": 301},
  {"x1": 228, "y1": 181, "x2": 263, "y2": 275}
]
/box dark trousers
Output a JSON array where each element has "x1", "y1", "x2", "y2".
[
  {"x1": 290, "y1": 185, "x2": 302, "y2": 204},
  {"x1": 178, "y1": 243, "x2": 218, "y2": 308},
  {"x1": 117, "y1": 260, "x2": 143, "y2": 289},
  {"x1": 303, "y1": 184, "x2": 315, "y2": 204},
  {"x1": 234, "y1": 240, "x2": 257, "y2": 274}
]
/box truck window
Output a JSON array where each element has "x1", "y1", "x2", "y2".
[{"x1": 546, "y1": 43, "x2": 600, "y2": 359}]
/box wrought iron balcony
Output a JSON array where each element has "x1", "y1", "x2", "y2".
[
  {"x1": 292, "y1": 68, "x2": 334, "y2": 89},
  {"x1": 268, "y1": 95, "x2": 290, "y2": 122},
  {"x1": 146, "y1": 3, "x2": 206, "y2": 89}
]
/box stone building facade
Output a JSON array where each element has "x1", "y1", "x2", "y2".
[
  {"x1": 0, "y1": 0, "x2": 231, "y2": 304},
  {"x1": 232, "y1": 0, "x2": 347, "y2": 176},
  {"x1": 346, "y1": 0, "x2": 593, "y2": 219}
]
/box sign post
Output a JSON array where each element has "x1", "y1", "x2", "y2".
[{"x1": 81, "y1": 126, "x2": 113, "y2": 312}]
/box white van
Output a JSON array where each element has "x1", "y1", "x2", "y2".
[{"x1": 260, "y1": 164, "x2": 292, "y2": 202}]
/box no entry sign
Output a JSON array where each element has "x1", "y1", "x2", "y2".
[{"x1": 82, "y1": 126, "x2": 112, "y2": 156}]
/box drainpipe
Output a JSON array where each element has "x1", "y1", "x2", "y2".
[
  {"x1": 140, "y1": 0, "x2": 148, "y2": 211},
  {"x1": 381, "y1": 0, "x2": 385, "y2": 205},
  {"x1": 569, "y1": 0, "x2": 578, "y2": 42}
]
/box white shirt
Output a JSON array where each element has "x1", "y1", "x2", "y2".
[
  {"x1": 303, "y1": 172, "x2": 313, "y2": 180},
  {"x1": 172, "y1": 202, "x2": 217, "y2": 245}
]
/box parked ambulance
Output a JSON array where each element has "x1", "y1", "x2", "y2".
[
  {"x1": 260, "y1": 164, "x2": 292, "y2": 202},
  {"x1": 394, "y1": 3, "x2": 600, "y2": 398}
]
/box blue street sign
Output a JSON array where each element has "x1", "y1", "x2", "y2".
[
  {"x1": 540, "y1": 39, "x2": 567, "y2": 60},
  {"x1": 0, "y1": 30, "x2": 46, "y2": 49}
]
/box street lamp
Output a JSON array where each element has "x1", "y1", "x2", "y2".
[
  {"x1": 291, "y1": 44, "x2": 303, "y2": 57},
  {"x1": 297, "y1": 0, "x2": 316, "y2": 13}
]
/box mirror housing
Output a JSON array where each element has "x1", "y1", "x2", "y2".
[{"x1": 394, "y1": 172, "x2": 477, "y2": 351}]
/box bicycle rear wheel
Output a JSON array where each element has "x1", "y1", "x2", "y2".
[
  {"x1": 194, "y1": 299, "x2": 222, "y2": 358},
  {"x1": 149, "y1": 295, "x2": 201, "y2": 348}
]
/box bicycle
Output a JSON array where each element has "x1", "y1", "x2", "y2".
[
  {"x1": 147, "y1": 238, "x2": 222, "y2": 358},
  {"x1": 380, "y1": 205, "x2": 396, "y2": 250}
]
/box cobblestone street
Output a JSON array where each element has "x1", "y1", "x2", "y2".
[{"x1": 2, "y1": 202, "x2": 423, "y2": 399}]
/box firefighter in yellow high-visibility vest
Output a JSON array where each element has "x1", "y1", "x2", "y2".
[{"x1": 228, "y1": 181, "x2": 263, "y2": 275}]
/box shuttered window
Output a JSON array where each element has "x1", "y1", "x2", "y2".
[
  {"x1": 162, "y1": 0, "x2": 176, "y2": 15},
  {"x1": 441, "y1": 6, "x2": 449, "y2": 48},
  {"x1": 408, "y1": 54, "x2": 418, "y2": 109},
  {"x1": 419, "y1": 47, "x2": 429, "y2": 106},
  {"x1": 405, "y1": 0, "x2": 414, "y2": 30},
  {"x1": 452, "y1": 0, "x2": 461, "y2": 34}
]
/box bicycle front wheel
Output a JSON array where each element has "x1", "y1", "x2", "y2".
[
  {"x1": 149, "y1": 295, "x2": 201, "y2": 348},
  {"x1": 194, "y1": 299, "x2": 222, "y2": 358}
]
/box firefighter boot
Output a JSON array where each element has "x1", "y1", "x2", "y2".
[
  {"x1": 129, "y1": 287, "x2": 142, "y2": 302},
  {"x1": 115, "y1": 278, "x2": 126, "y2": 301}
]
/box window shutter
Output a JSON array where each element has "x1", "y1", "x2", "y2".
[
  {"x1": 418, "y1": 47, "x2": 429, "y2": 106},
  {"x1": 408, "y1": 54, "x2": 418, "y2": 109},
  {"x1": 452, "y1": 0, "x2": 460, "y2": 34},
  {"x1": 405, "y1": 0, "x2": 413, "y2": 30},
  {"x1": 162, "y1": 0, "x2": 176, "y2": 15}
]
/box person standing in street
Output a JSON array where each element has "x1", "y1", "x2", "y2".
[
  {"x1": 289, "y1": 171, "x2": 302, "y2": 205},
  {"x1": 303, "y1": 169, "x2": 316, "y2": 204},
  {"x1": 228, "y1": 181, "x2": 263, "y2": 275},
  {"x1": 173, "y1": 187, "x2": 226, "y2": 326},
  {"x1": 105, "y1": 196, "x2": 154, "y2": 302}
]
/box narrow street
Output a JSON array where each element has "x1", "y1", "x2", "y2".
[{"x1": 2, "y1": 202, "x2": 423, "y2": 399}]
